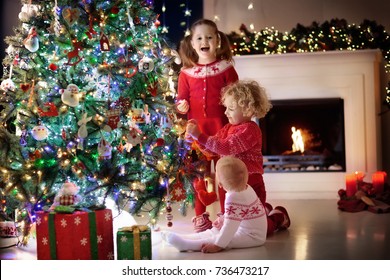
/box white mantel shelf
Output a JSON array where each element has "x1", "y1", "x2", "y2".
[{"x1": 234, "y1": 49, "x2": 385, "y2": 199}]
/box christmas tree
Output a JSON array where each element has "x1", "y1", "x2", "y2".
[{"x1": 0, "y1": 0, "x2": 198, "y2": 244}]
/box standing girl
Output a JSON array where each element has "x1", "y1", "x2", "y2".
[{"x1": 175, "y1": 19, "x2": 239, "y2": 231}]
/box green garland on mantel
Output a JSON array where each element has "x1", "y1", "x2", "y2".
[{"x1": 227, "y1": 18, "x2": 390, "y2": 112}]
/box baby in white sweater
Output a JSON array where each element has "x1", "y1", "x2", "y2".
[{"x1": 162, "y1": 156, "x2": 267, "y2": 253}]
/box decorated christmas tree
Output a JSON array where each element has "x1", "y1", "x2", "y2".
[{"x1": 0, "y1": 0, "x2": 199, "y2": 244}]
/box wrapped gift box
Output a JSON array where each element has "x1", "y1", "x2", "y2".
[
  {"x1": 117, "y1": 225, "x2": 152, "y2": 260},
  {"x1": 35, "y1": 209, "x2": 114, "y2": 260}
]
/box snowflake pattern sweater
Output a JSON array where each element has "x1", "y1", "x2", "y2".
[{"x1": 215, "y1": 185, "x2": 267, "y2": 248}]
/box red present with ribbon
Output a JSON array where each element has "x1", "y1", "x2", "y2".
[{"x1": 35, "y1": 209, "x2": 114, "y2": 260}]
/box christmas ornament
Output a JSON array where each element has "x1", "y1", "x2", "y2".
[
  {"x1": 143, "y1": 104, "x2": 151, "y2": 124},
  {"x1": 124, "y1": 127, "x2": 142, "y2": 152},
  {"x1": 124, "y1": 65, "x2": 137, "y2": 78},
  {"x1": 77, "y1": 113, "x2": 92, "y2": 138},
  {"x1": 100, "y1": 32, "x2": 110, "y2": 51},
  {"x1": 49, "y1": 63, "x2": 58, "y2": 71},
  {"x1": 31, "y1": 124, "x2": 49, "y2": 141},
  {"x1": 62, "y1": 7, "x2": 80, "y2": 26},
  {"x1": 98, "y1": 138, "x2": 112, "y2": 160},
  {"x1": 138, "y1": 57, "x2": 154, "y2": 73},
  {"x1": 166, "y1": 200, "x2": 173, "y2": 227},
  {"x1": 170, "y1": 179, "x2": 186, "y2": 202},
  {"x1": 18, "y1": 4, "x2": 39, "y2": 22},
  {"x1": 65, "y1": 40, "x2": 83, "y2": 66},
  {"x1": 37, "y1": 102, "x2": 59, "y2": 117},
  {"x1": 131, "y1": 108, "x2": 145, "y2": 123},
  {"x1": 50, "y1": 181, "x2": 81, "y2": 210},
  {"x1": 60, "y1": 84, "x2": 80, "y2": 107},
  {"x1": 147, "y1": 81, "x2": 158, "y2": 96},
  {"x1": 0, "y1": 78, "x2": 16, "y2": 92},
  {"x1": 23, "y1": 27, "x2": 39, "y2": 52},
  {"x1": 20, "y1": 83, "x2": 31, "y2": 92},
  {"x1": 29, "y1": 149, "x2": 42, "y2": 160},
  {"x1": 106, "y1": 108, "x2": 121, "y2": 130},
  {"x1": 20, "y1": 127, "x2": 28, "y2": 146}
]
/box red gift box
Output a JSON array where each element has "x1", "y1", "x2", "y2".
[{"x1": 35, "y1": 209, "x2": 114, "y2": 260}]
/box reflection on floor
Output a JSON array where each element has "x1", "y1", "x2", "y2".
[{"x1": 1, "y1": 199, "x2": 389, "y2": 260}]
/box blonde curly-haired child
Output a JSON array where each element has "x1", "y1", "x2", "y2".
[{"x1": 186, "y1": 80, "x2": 290, "y2": 235}]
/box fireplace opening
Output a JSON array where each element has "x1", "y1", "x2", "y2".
[{"x1": 259, "y1": 98, "x2": 346, "y2": 172}]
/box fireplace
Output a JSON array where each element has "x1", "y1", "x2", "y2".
[
  {"x1": 234, "y1": 50, "x2": 385, "y2": 199},
  {"x1": 260, "y1": 98, "x2": 346, "y2": 172}
]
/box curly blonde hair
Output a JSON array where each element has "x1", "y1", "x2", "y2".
[{"x1": 220, "y1": 80, "x2": 272, "y2": 119}]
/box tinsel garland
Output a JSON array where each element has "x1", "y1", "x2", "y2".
[{"x1": 227, "y1": 18, "x2": 390, "y2": 111}]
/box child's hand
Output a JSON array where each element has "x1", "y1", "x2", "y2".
[
  {"x1": 201, "y1": 243, "x2": 223, "y2": 253},
  {"x1": 175, "y1": 99, "x2": 189, "y2": 114},
  {"x1": 186, "y1": 119, "x2": 201, "y2": 140}
]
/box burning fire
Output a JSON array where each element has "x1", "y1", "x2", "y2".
[{"x1": 291, "y1": 126, "x2": 305, "y2": 153}]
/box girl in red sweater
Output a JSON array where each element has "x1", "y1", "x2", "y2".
[
  {"x1": 175, "y1": 19, "x2": 239, "y2": 231},
  {"x1": 186, "y1": 80, "x2": 290, "y2": 235}
]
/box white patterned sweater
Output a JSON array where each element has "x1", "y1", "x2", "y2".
[{"x1": 214, "y1": 185, "x2": 267, "y2": 248}]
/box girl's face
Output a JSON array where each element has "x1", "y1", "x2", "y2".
[
  {"x1": 223, "y1": 95, "x2": 251, "y2": 125},
  {"x1": 191, "y1": 24, "x2": 219, "y2": 64}
]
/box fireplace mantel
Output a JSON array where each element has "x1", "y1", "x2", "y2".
[{"x1": 234, "y1": 50, "x2": 385, "y2": 199}]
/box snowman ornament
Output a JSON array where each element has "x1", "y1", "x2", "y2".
[
  {"x1": 60, "y1": 84, "x2": 80, "y2": 107},
  {"x1": 31, "y1": 124, "x2": 49, "y2": 141},
  {"x1": 23, "y1": 26, "x2": 39, "y2": 52}
]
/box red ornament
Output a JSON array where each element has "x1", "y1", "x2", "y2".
[
  {"x1": 20, "y1": 83, "x2": 31, "y2": 92},
  {"x1": 49, "y1": 63, "x2": 58, "y2": 71},
  {"x1": 110, "y1": 6, "x2": 119, "y2": 14},
  {"x1": 155, "y1": 138, "x2": 165, "y2": 147},
  {"x1": 38, "y1": 102, "x2": 59, "y2": 117},
  {"x1": 170, "y1": 181, "x2": 186, "y2": 202}
]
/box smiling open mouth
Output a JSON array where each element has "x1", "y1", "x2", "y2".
[{"x1": 200, "y1": 47, "x2": 210, "y2": 52}]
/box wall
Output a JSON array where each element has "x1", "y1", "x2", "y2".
[{"x1": 203, "y1": 0, "x2": 390, "y2": 34}]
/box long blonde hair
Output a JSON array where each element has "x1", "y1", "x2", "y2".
[{"x1": 179, "y1": 19, "x2": 234, "y2": 68}]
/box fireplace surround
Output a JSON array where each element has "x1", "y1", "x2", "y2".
[{"x1": 234, "y1": 49, "x2": 385, "y2": 199}]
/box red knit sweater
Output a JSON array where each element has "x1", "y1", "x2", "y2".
[
  {"x1": 197, "y1": 121, "x2": 264, "y2": 175},
  {"x1": 177, "y1": 59, "x2": 238, "y2": 136}
]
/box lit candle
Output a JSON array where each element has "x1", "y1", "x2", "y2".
[
  {"x1": 354, "y1": 171, "x2": 364, "y2": 182},
  {"x1": 372, "y1": 171, "x2": 386, "y2": 194},
  {"x1": 346, "y1": 174, "x2": 357, "y2": 197}
]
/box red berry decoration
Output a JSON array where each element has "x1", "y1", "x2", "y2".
[{"x1": 49, "y1": 63, "x2": 58, "y2": 71}]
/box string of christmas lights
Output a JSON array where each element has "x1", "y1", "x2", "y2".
[{"x1": 227, "y1": 18, "x2": 390, "y2": 111}]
